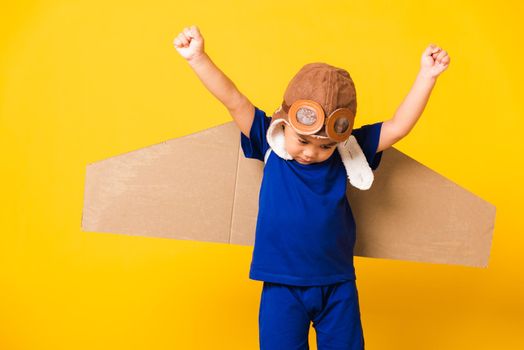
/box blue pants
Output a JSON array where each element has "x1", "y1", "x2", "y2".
[{"x1": 258, "y1": 280, "x2": 364, "y2": 350}]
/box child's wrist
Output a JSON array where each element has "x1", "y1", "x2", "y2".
[
  {"x1": 417, "y1": 69, "x2": 438, "y2": 82},
  {"x1": 187, "y1": 52, "x2": 208, "y2": 67}
]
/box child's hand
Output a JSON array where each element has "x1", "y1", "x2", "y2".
[
  {"x1": 420, "y1": 44, "x2": 450, "y2": 78},
  {"x1": 173, "y1": 25, "x2": 205, "y2": 62}
]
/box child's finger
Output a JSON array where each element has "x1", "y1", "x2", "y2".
[
  {"x1": 180, "y1": 30, "x2": 190, "y2": 42},
  {"x1": 178, "y1": 33, "x2": 189, "y2": 46},
  {"x1": 435, "y1": 50, "x2": 447, "y2": 63},
  {"x1": 183, "y1": 27, "x2": 193, "y2": 39}
]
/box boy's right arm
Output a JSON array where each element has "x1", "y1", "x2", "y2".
[{"x1": 174, "y1": 26, "x2": 255, "y2": 138}]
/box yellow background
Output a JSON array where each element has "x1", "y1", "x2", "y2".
[{"x1": 1, "y1": 0, "x2": 523, "y2": 349}]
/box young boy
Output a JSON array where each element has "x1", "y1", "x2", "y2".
[{"x1": 174, "y1": 25, "x2": 450, "y2": 349}]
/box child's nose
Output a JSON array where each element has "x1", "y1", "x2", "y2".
[{"x1": 303, "y1": 149, "x2": 316, "y2": 159}]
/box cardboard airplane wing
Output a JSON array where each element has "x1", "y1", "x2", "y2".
[{"x1": 81, "y1": 121, "x2": 496, "y2": 267}]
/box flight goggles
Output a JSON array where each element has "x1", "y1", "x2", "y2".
[{"x1": 279, "y1": 99, "x2": 355, "y2": 142}]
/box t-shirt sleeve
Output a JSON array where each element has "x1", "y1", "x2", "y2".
[
  {"x1": 240, "y1": 106, "x2": 271, "y2": 162},
  {"x1": 351, "y1": 121, "x2": 384, "y2": 170}
]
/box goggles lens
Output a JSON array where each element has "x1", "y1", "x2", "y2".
[
  {"x1": 334, "y1": 117, "x2": 350, "y2": 134},
  {"x1": 296, "y1": 106, "x2": 318, "y2": 126}
]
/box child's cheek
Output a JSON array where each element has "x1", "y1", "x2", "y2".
[
  {"x1": 285, "y1": 138, "x2": 297, "y2": 156},
  {"x1": 283, "y1": 130, "x2": 297, "y2": 155}
]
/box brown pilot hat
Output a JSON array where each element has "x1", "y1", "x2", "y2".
[{"x1": 272, "y1": 62, "x2": 357, "y2": 140}]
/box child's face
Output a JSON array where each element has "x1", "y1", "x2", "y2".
[{"x1": 283, "y1": 124, "x2": 338, "y2": 165}]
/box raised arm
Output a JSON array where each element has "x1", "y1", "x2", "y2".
[
  {"x1": 377, "y1": 44, "x2": 451, "y2": 152},
  {"x1": 173, "y1": 25, "x2": 255, "y2": 137}
]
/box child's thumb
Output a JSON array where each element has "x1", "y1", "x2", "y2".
[
  {"x1": 423, "y1": 44, "x2": 440, "y2": 57},
  {"x1": 190, "y1": 25, "x2": 203, "y2": 40}
]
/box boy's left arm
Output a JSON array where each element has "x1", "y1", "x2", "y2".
[{"x1": 377, "y1": 44, "x2": 451, "y2": 152}]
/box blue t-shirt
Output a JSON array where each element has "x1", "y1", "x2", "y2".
[{"x1": 240, "y1": 106, "x2": 383, "y2": 286}]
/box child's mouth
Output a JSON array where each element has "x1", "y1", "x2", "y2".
[{"x1": 297, "y1": 157, "x2": 312, "y2": 164}]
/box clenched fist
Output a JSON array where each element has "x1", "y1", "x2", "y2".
[
  {"x1": 420, "y1": 44, "x2": 450, "y2": 78},
  {"x1": 173, "y1": 25, "x2": 205, "y2": 62}
]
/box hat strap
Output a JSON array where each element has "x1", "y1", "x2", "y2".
[{"x1": 337, "y1": 136, "x2": 374, "y2": 190}]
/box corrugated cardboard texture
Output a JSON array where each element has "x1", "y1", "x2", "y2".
[{"x1": 82, "y1": 121, "x2": 495, "y2": 267}]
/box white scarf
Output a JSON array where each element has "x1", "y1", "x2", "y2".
[{"x1": 265, "y1": 118, "x2": 374, "y2": 190}]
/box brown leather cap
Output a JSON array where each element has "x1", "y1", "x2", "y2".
[{"x1": 272, "y1": 62, "x2": 357, "y2": 138}]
